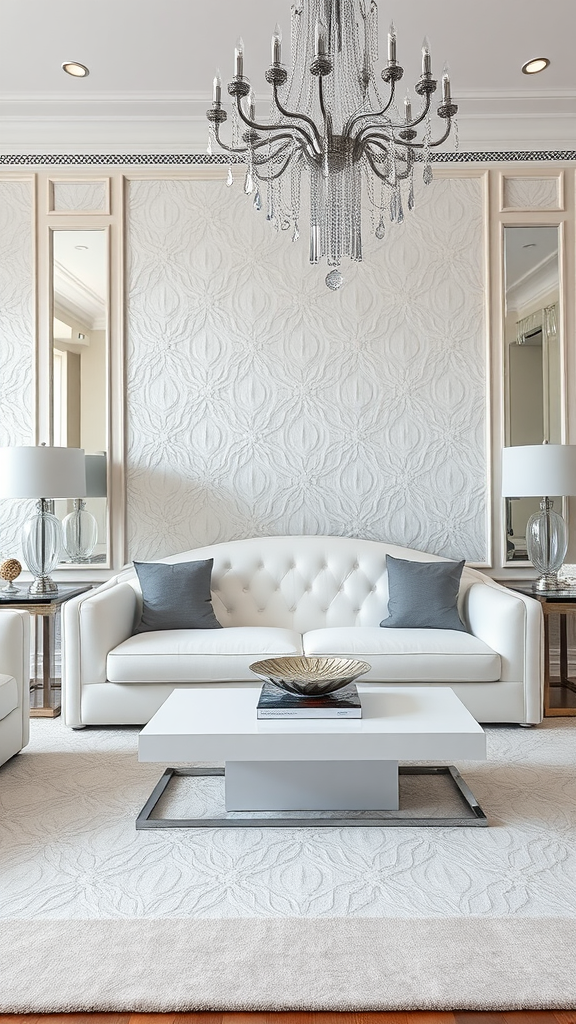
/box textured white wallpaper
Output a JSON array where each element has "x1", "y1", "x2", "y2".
[
  {"x1": 126, "y1": 175, "x2": 488, "y2": 563},
  {"x1": 0, "y1": 181, "x2": 35, "y2": 562},
  {"x1": 52, "y1": 180, "x2": 108, "y2": 212},
  {"x1": 503, "y1": 176, "x2": 560, "y2": 210}
]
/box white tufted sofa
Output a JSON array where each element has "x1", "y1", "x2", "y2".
[
  {"x1": 62, "y1": 536, "x2": 543, "y2": 728},
  {"x1": 0, "y1": 610, "x2": 30, "y2": 768}
]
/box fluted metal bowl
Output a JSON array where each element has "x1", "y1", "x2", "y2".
[{"x1": 249, "y1": 655, "x2": 371, "y2": 696}]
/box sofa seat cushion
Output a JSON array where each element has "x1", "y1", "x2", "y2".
[
  {"x1": 0, "y1": 674, "x2": 18, "y2": 721},
  {"x1": 303, "y1": 627, "x2": 501, "y2": 682},
  {"x1": 107, "y1": 627, "x2": 304, "y2": 684}
]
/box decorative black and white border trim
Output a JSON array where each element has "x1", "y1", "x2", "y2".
[{"x1": 1, "y1": 150, "x2": 576, "y2": 166}]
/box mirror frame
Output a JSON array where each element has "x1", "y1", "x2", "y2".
[
  {"x1": 496, "y1": 190, "x2": 569, "y2": 572},
  {"x1": 502, "y1": 223, "x2": 564, "y2": 565},
  {"x1": 36, "y1": 173, "x2": 126, "y2": 575}
]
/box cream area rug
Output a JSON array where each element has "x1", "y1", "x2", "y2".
[{"x1": 1, "y1": 718, "x2": 576, "y2": 1011}]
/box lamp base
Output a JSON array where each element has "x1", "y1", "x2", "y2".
[
  {"x1": 526, "y1": 498, "x2": 567, "y2": 592},
  {"x1": 532, "y1": 573, "x2": 565, "y2": 592},
  {"x1": 28, "y1": 576, "x2": 59, "y2": 595}
]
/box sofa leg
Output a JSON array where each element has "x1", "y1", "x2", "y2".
[
  {"x1": 71, "y1": 725, "x2": 86, "y2": 730},
  {"x1": 519, "y1": 722, "x2": 534, "y2": 727}
]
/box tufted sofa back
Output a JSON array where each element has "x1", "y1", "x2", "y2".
[{"x1": 120, "y1": 536, "x2": 481, "y2": 633}]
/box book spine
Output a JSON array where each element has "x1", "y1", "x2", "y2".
[{"x1": 257, "y1": 709, "x2": 362, "y2": 719}]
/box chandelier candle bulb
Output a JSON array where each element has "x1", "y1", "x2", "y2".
[
  {"x1": 272, "y1": 24, "x2": 282, "y2": 64},
  {"x1": 213, "y1": 69, "x2": 222, "y2": 104},
  {"x1": 248, "y1": 88, "x2": 256, "y2": 120},
  {"x1": 422, "y1": 37, "x2": 431, "y2": 75},
  {"x1": 404, "y1": 91, "x2": 412, "y2": 121},
  {"x1": 441, "y1": 63, "x2": 451, "y2": 102},
  {"x1": 235, "y1": 37, "x2": 244, "y2": 78},
  {"x1": 388, "y1": 22, "x2": 397, "y2": 64},
  {"x1": 314, "y1": 19, "x2": 327, "y2": 56}
]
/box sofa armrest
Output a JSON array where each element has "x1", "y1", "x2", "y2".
[
  {"x1": 62, "y1": 582, "x2": 137, "y2": 727},
  {"x1": 0, "y1": 609, "x2": 31, "y2": 747},
  {"x1": 465, "y1": 580, "x2": 543, "y2": 722}
]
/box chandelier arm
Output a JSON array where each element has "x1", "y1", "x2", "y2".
[
  {"x1": 344, "y1": 81, "x2": 397, "y2": 135},
  {"x1": 250, "y1": 134, "x2": 300, "y2": 155},
  {"x1": 392, "y1": 119, "x2": 453, "y2": 150},
  {"x1": 213, "y1": 126, "x2": 249, "y2": 155},
  {"x1": 318, "y1": 76, "x2": 327, "y2": 124},
  {"x1": 272, "y1": 83, "x2": 323, "y2": 153},
  {"x1": 235, "y1": 95, "x2": 320, "y2": 160},
  {"x1": 364, "y1": 150, "x2": 394, "y2": 184},
  {"x1": 365, "y1": 143, "x2": 413, "y2": 182},
  {"x1": 251, "y1": 139, "x2": 298, "y2": 166},
  {"x1": 354, "y1": 91, "x2": 432, "y2": 151},
  {"x1": 253, "y1": 155, "x2": 295, "y2": 182}
]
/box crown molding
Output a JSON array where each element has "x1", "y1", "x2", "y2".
[{"x1": 0, "y1": 88, "x2": 575, "y2": 153}]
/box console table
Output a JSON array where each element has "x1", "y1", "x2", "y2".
[
  {"x1": 505, "y1": 582, "x2": 576, "y2": 717},
  {"x1": 0, "y1": 585, "x2": 92, "y2": 717}
]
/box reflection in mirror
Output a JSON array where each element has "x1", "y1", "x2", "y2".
[
  {"x1": 51, "y1": 230, "x2": 108, "y2": 564},
  {"x1": 504, "y1": 226, "x2": 561, "y2": 561}
]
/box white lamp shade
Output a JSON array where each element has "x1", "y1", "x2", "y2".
[
  {"x1": 502, "y1": 444, "x2": 576, "y2": 498},
  {"x1": 0, "y1": 446, "x2": 86, "y2": 499},
  {"x1": 85, "y1": 453, "x2": 107, "y2": 497}
]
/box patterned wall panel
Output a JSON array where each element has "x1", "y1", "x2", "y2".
[
  {"x1": 126, "y1": 175, "x2": 487, "y2": 563},
  {"x1": 51, "y1": 179, "x2": 109, "y2": 213},
  {"x1": 0, "y1": 180, "x2": 35, "y2": 561},
  {"x1": 503, "y1": 176, "x2": 561, "y2": 210}
]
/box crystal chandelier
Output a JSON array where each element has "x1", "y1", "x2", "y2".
[{"x1": 207, "y1": 0, "x2": 458, "y2": 289}]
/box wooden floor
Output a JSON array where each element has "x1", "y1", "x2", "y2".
[{"x1": 1, "y1": 1013, "x2": 575, "y2": 1023}]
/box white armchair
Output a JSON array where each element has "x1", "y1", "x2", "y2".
[{"x1": 0, "y1": 609, "x2": 30, "y2": 767}]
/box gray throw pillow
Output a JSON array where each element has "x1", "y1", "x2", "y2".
[
  {"x1": 380, "y1": 554, "x2": 467, "y2": 632},
  {"x1": 133, "y1": 558, "x2": 222, "y2": 633}
]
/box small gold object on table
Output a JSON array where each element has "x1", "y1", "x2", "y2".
[{"x1": 0, "y1": 558, "x2": 22, "y2": 594}]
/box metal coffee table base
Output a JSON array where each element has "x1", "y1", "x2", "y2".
[{"x1": 136, "y1": 765, "x2": 488, "y2": 829}]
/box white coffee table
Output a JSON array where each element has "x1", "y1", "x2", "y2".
[{"x1": 137, "y1": 684, "x2": 488, "y2": 828}]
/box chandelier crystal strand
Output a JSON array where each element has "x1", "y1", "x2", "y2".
[{"x1": 206, "y1": 0, "x2": 457, "y2": 287}]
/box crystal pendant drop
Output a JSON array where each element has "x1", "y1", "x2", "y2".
[
  {"x1": 408, "y1": 183, "x2": 415, "y2": 211},
  {"x1": 226, "y1": 167, "x2": 234, "y2": 187},
  {"x1": 280, "y1": 217, "x2": 291, "y2": 231},
  {"x1": 253, "y1": 190, "x2": 262, "y2": 211},
  {"x1": 423, "y1": 164, "x2": 433, "y2": 185},
  {"x1": 325, "y1": 269, "x2": 344, "y2": 291},
  {"x1": 396, "y1": 193, "x2": 404, "y2": 224},
  {"x1": 206, "y1": 135, "x2": 213, "y2": 156},
  {"x1": 375, "y1": 217, "x2": 386, "y2": 240},
  {"x1": 244, "y1": 169, "x2": 254, "y2": 194},
  {"x1": 389, "y1": 192, "x2": 398, "y2": 222},
  {"x1": 292, "y1": 221, "x2": 300, "y2": 242}
]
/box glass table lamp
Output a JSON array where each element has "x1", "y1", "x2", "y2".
[
  {"x1": 62, "y1": 452, "x2": 107, "y2": 561},
  {"x1": 0, "y1": 445, "x2": 86, "y2": 594},
  {"x1": 502, "y1": 443, "x2": 576, "y2": 591}
]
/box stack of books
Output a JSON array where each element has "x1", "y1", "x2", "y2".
[{"x1": 257, "y1": 681, "x2": 362, "y2": 719}]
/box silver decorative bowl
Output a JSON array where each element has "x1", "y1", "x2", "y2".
[{"x1": 249, "y1": 655, "x2": 371, "y2": 696}]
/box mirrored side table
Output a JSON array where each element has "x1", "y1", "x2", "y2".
[
  {"x1": 505, "y1": 581, "x2": 576, "y2": 717},
  {"x1": 0, "y1": 584, "x2": 92, "y2": 717}
]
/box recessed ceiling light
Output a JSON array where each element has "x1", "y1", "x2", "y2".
[
  {"x1": 62, "y1": 61, "x2": 90, "y2": 78},
  {"x1": 74, "y1": 244, "x2": 89, "y2": 250},
  {"x1": 521, "y1": 57, "x2": 550, "y2": 75},
  {"x1": 522, "y1": 242, "x2": 537, "y2": 249}
]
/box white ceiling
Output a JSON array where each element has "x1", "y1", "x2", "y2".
[{"x1": 1, "y1": 0, "x2": 575, "y2": 152}]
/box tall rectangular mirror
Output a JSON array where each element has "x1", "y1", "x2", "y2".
[
  {"x1": 51, "y1": 228, "x2": 109, "y2": 564},
  {"x1": 504, "y1": 225, "x2": 561, "y2": 562}
]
